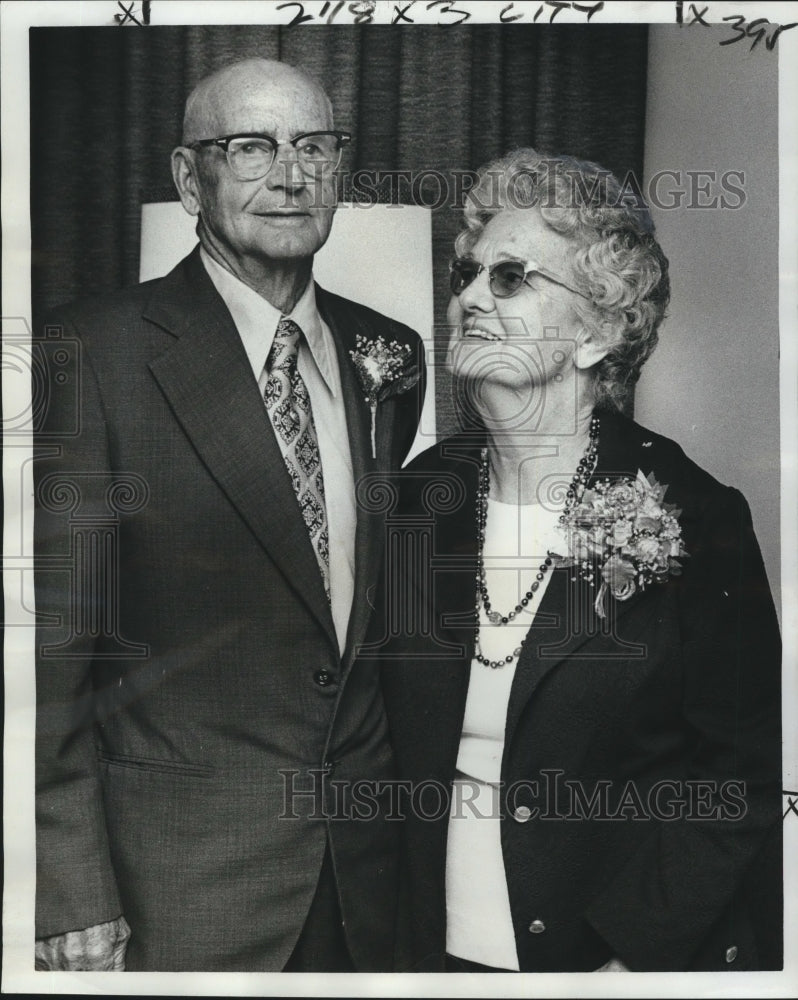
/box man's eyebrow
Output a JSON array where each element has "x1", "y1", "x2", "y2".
[
  {"x1": 223, "y1": 130, "x2": 331, "y2": 138},
  {"x1": 226, "y1": 130, "x2": 276, "y2": 138}
]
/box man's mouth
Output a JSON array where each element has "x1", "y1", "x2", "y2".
[{"x1": 254, "y1": 209, "x2": 311, "y2": 218}]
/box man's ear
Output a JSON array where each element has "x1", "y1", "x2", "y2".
[
  {"x1": 171, "y1": 148, "x2": 202, "y2": 217},
  {"x1": 574, "y1": 322, "x2": 613, "y2": 370}
]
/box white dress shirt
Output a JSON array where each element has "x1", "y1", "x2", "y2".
[
  {"x1": 446, "y1": 496, "x2": 560, "y2": 970},
  {"x1": 200, "y1": 249, "x2": 356, "y2": 655}
]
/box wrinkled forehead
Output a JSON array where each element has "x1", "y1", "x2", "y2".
[
  {"x1": 472, "y1": 208, "x2": 575, "y2": 273},
  {"x1": 189, "y1": 68, "x2": 333, "y2": 139},
  {"x1": 213, "y1": 88, "x2": 331, "y2": 135}
]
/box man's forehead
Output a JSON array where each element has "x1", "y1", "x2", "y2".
[
  {"x1": 214, "y1": 88, "x2": 330, "y2": 129},
  {"x1": 203, "y1": 69, "x2": 331, "y2": 129}
]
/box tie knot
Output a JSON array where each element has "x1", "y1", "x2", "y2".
[
  {"x1": 277, "y1": 316, "x2": 302, "y2": 343},
  {"x1": 267, "y1": 317, "x2": 302, "y2": 372}
]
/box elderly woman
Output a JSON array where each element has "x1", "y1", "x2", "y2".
[{"x1": 376, "y1": 149, "x2": 781, "y2": 973}]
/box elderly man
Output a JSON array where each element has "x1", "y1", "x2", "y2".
[{"x1": 34, "y1": 58, "x2": 424, "y2": 972}]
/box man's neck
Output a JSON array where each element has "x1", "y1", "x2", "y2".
[{"x1": 199, "y1": 232, "x2": 312, "y2": 314}]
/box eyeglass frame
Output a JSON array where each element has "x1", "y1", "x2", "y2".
[
  {"x1": 188, "y1": 130, "x2": 352, "y2": 180},
  {"x1": 449, "y1": 256, "x2": 590, "y2": 301}
]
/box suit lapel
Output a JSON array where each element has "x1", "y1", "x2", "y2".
[
  {"x1": 316, "y1": 286, "x2": 396, "y2": 670},
  {"x1": 500, "y1": 411, "x2": 657, "y2": 748},
  {"x1": 144, "y1": 250, "x2": 337, "y2": 654},
  {"x1": 410, "y1": 448, "x2": 481, "y2": 764},
  {"x1": 432, "y1": 445, "x2": 482, "y2": 660}
]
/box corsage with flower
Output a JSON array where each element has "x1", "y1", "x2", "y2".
[
  {"x1": 349, "y1": 334, "x2": 421, "y2": 457},
  {"x1": 552, "y1": 469, "x2": 688, "y2": 619}
]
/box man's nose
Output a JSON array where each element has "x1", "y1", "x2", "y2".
[{"x1": 265, "y1": 147, "x2": 308, "y2": 190}]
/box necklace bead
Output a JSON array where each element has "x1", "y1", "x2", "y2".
[{"x1": 475, "y1": 415, "x2": 600, "y2": 668}]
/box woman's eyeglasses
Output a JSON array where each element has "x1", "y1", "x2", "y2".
[{"x1": 449, "y1": 257, "x2": 589, "y2": 300}]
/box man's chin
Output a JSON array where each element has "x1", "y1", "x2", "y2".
[{"x1": 251, "y1": 215, "x2": 334, "y2": 259}]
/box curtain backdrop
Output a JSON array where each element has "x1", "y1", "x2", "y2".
[{"x1": 30, "y1": 24, "x2": 648, "y2": 434}]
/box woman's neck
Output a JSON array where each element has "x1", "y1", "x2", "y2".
[{"x1": 480, "y1": 387, "x2": 597, "y2": 506}]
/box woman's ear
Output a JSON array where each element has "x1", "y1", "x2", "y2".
[{"x1": 574, "y1": 322, "x2": 613, "y2": 370}]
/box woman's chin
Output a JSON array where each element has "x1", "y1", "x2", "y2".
[{"x1": 448, "y1": 341, "x2": 547, "y2": 386}]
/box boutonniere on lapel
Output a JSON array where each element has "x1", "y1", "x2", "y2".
[
  {"x1": 349, "y1": 334, "x2": 420, "y2": 458},
  {"x1": 553, "y1": 470, "x2": 688, "y2": 619}
]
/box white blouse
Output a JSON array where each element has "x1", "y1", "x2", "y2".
[{"x1": 446, "y1": 496, "x2": 562, "y2": 970}]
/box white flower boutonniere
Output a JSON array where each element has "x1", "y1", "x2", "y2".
[
  {"x1": 349, "y1": 334, "x2": 420, "y2": 457},
  {"x1": 554, "y1": 469, "x2": 688, "y2": 619}
]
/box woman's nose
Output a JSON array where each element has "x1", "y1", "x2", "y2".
[{"x1": 457, "y1": 269, "x2": 495, "y2": 313}]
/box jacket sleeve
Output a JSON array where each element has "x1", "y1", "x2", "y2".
[
  {"x1": 34, "y1": 316, "x2": 122, "y2": 938},
  {"x1": 584, "y1": 486, "x2": 782, "y2": 970}
]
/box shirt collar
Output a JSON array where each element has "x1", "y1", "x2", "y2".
[{"x1": 200, "y1": 248, "x2": 338, "y2": 395}]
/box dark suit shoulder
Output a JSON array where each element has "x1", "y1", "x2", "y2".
[
  {"x1": 395, "y1": 433, "x2": 480, "y2": 516},
  {"x1": 597, "y1": 408, "x2": 736, "y2": 516},
  {"x1": 314, "y1": 284, "x2": 422, "y2": 348},
  {"x1": 40, "y1": 281, "x2": 171, "y2": 388},
  {"x1": 402, "y1": 414, "x2": 744, "y2": 526},
  {"x1": 43, "y1": 280, "x2": 151, "y2": 329},
  {"x1": 402, "y1": 433, "x2": 478, "y2": 475},
  {"x1": 39, "y1": 251, "x2": 199, "y2": 342}
]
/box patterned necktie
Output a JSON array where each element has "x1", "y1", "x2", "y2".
[{"x1": 264, "y1": 317, "x2": 330, "y2": 598}]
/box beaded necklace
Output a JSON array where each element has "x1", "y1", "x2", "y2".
[{"x1": 474, "y1": 414, "x2": 600, "y2": 669}]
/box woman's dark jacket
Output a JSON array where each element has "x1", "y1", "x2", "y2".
[{"x1": 373, "y1": 409, "x2": 782, "y2": 972}]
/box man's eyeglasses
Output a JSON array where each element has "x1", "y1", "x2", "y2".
[
  {"x1": 449, "y1": 257, "x2": 590, "y2": 300},
  {"x1": 189, "y1": 131, "x2": 351, "y2": 181}
]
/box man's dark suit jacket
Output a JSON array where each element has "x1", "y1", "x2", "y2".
[
  {"x1": 377, "y1": 410, "x2": 782, "y2": 972},
  {"x1": 34, "y1": 247, "x2": 425, "y2": 971}
]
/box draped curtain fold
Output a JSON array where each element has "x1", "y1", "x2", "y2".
[{"x1": 31, "y1": 24, "x2": 648, "y2": 433}]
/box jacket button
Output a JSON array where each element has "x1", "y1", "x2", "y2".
[
  {"x1": 513, "y1": 805, "x2": 532, "y2": 823},
  {"x1": 313, "y1": 670, "x2": 335, "y2": 687},
  {"x1": 528, "y1": 919, "x2": 546, "y2": 934},
  {"x1": 725, "y1": 945, "x2": 738, "y2": 964}
]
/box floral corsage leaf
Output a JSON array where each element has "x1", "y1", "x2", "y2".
[
  {"x1": 552, "y1": 469, "x2": 688, "y2": 619},
  {"x1": 349, "y1": 334, "x2": 421, "y2": 457}
]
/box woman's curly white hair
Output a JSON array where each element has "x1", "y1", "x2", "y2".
[{"x1": 455, "y1": 148, "x2": 671, "y2": 410}]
